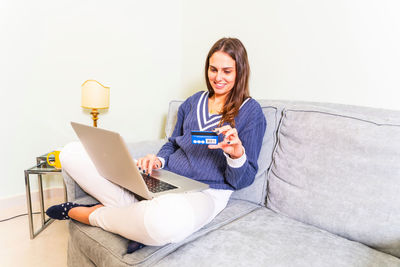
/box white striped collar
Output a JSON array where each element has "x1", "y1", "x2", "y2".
[{"x1": 196, "y1": 91, "x2": 251, "y2": 131}]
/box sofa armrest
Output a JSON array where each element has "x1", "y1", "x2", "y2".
[
  {"x1": 62, "y1": 139, "x2": 166, "y2": 202},
  {"x1": 62, "y1": 169, "x2": 87, "y2": 202}
]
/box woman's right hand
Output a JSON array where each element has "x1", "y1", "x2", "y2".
[{"x1": 136, "y1": 154, "x2": 162, "y2": 175}]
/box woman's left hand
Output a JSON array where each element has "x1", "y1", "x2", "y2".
[{"x1": 208, "y1": 125, "x2": 244, "y2": 159}]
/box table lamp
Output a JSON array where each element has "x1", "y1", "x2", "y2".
[{"x1": 81, "y1": 80, "x2": 110, "y2": 127}]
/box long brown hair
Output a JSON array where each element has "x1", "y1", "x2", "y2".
[{"x1": 205, "y1": 37, "x2": 250, "y2": 127}]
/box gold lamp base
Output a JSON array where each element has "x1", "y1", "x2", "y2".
[{"x1": 90, "y1": 109, "x2": 99, "y2": 127}]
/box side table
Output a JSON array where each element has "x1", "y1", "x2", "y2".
[{"x1": 24, "y1": 153, "x2": 67, "y2": 239}]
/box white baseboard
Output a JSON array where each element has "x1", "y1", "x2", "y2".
[{"x1": 0, "y1": 187, "x2": 66, "y2": 220}]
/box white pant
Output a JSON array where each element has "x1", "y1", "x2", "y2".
[{"x1": 60, "y1": 142, "x2": 233, "y2": 246}]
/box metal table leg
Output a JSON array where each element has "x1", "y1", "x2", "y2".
[
  {"x1": 24, "y1": 158, "x2": 63, "y2": 239},
  {"x1": 24, "y1": 170, "x2": 56, "y2": 239},
  {"x1": 24, "y1": 170, "x2": 34, "y2": 239},
  {"x1": 38, "y1": 174, "x2": 46, "y2": 225},
  {"x1": 63, "y1": 179, "x2": 68, "y2": 202}
]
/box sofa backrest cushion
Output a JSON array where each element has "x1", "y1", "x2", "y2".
[
  {"x1": 266, "y1": 105, "x2": 400, "y2": 258},
  {"x1": 230, "y1": 105, "x2": 278, "y2": 204},
  {"x1": 164, "y1": 99, "x2": 278, "y2": 205},
  {"x1": 165, "y1": 100, "x2": 183, "y2": 139}
]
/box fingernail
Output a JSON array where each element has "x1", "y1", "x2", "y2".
[
  {"x1": 142, "y1": 170, "x2": 146, "y2": 174},
  {"x1": 227, "y1": 141, "x2": 231, "y2": 144},
  {"x1": 138, "y1": 167, "x2": 141, "y2": 170}
]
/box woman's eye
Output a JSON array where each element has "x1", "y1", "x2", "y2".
[{"x1": 224, "y1": 71, "x2": 231, "y2": 74}]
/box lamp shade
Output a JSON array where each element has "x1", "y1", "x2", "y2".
[{"x1": 81, "y1": 80, "x2": 110, "y2": 109}]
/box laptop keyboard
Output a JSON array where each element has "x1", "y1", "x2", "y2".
[{"x1": 141, "y1": 173, "x2": 178, "y2": 193}]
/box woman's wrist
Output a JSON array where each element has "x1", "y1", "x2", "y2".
[
  {"x1": 229, "y1": 145, "x2": 244, "y2": 159},
  {"x1": 224, "y1": 146, "x2": 247, "y2": 168},
  {"x1": 157, "y1": 157, "x2": 165, "y2": 168}
]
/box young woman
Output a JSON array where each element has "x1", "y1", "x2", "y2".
[{"x1": 47, "y1": 37, "x2": 266, "y2": 249}]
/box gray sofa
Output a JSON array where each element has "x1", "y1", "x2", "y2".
[{"x1": 63, "y1": 99, "x2": 400, "y2": 267}]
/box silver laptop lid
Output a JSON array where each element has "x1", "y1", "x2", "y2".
[
  {"x1": 71, "y1": 122, "x2": 153, "y2": 199},
  {"x1": 71, "y1": 122, "x2": 209, "y2": 199}
]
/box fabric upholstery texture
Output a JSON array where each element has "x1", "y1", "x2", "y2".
[
  {"x1": 63, "y1": 99, "x2": 400, "y2": 266},
  {"x1": 230, "y1": 106, "x2": 278, "y2": 204},
  {"x1": 164, "y1": 100, "x2": 182, "y2": 139},
  {"x1": 63, "y1": 169, "x2": 87, "y2": 202},
  {"x1": 267, "y1": 107, "x2": 400, "y2": 258},
  {"x1": 67, "y1": 199, "x2": 259, "y2": 267},
  {"x1": 156, "y1": 208, "x2": 400, "y2": 267}
]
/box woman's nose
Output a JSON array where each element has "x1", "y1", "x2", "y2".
[{"x1": 216, "y1": 71, "x2": 223, "y2": 81}]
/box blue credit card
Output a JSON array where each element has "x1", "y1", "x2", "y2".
[{"x1": 191, "y1": 131, "x2": 218, "y2": 145}]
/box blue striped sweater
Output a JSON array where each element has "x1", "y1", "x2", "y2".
[{"x1": 157, "y1": 91, "x2": 266, "y2": 190}]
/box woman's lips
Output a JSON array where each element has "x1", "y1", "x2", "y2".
[{"x1": 214, "y1": 82, "x2": 226, "y2": 89}]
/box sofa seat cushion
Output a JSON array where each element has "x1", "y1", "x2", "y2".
[
  {"x1": 155, "y1": 208, "x2": 400, "y2": 267},
  {"x1": 67, "y1": 199, "x2": 260, "y2": 267}
]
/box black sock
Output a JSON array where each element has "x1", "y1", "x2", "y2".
[{"x1": 127, "y1": 240, "x2": 145, "y2": 254}]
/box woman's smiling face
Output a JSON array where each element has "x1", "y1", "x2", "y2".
[{"x1": 207, "y1": 51, "x2": 236, "y2": 98}]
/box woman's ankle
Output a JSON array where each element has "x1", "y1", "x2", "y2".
[{"x1": 68, "y1": 204, "x2": 104, "y2": 225}]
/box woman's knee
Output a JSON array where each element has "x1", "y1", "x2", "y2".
[
  {"x1": 59, "y1": 141, "x2": 85, "y2": 168},
  {"x1": 60, "y1": 141, "x2": 80, "y2": 158}
]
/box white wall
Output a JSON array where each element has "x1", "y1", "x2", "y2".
[
  {"x1": 0, "y1": 0, "x2": 182, "y2": 199},
  {"x1": 181, "y1": 0, "x2": 400, "y2": 108},
  {"x1": 2, "y1": 0, "x2": 400, "y2": 199}
]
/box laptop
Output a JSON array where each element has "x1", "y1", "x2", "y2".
[{"x1": 71, "y1": 122, "x2": 209, "y2": 200}]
